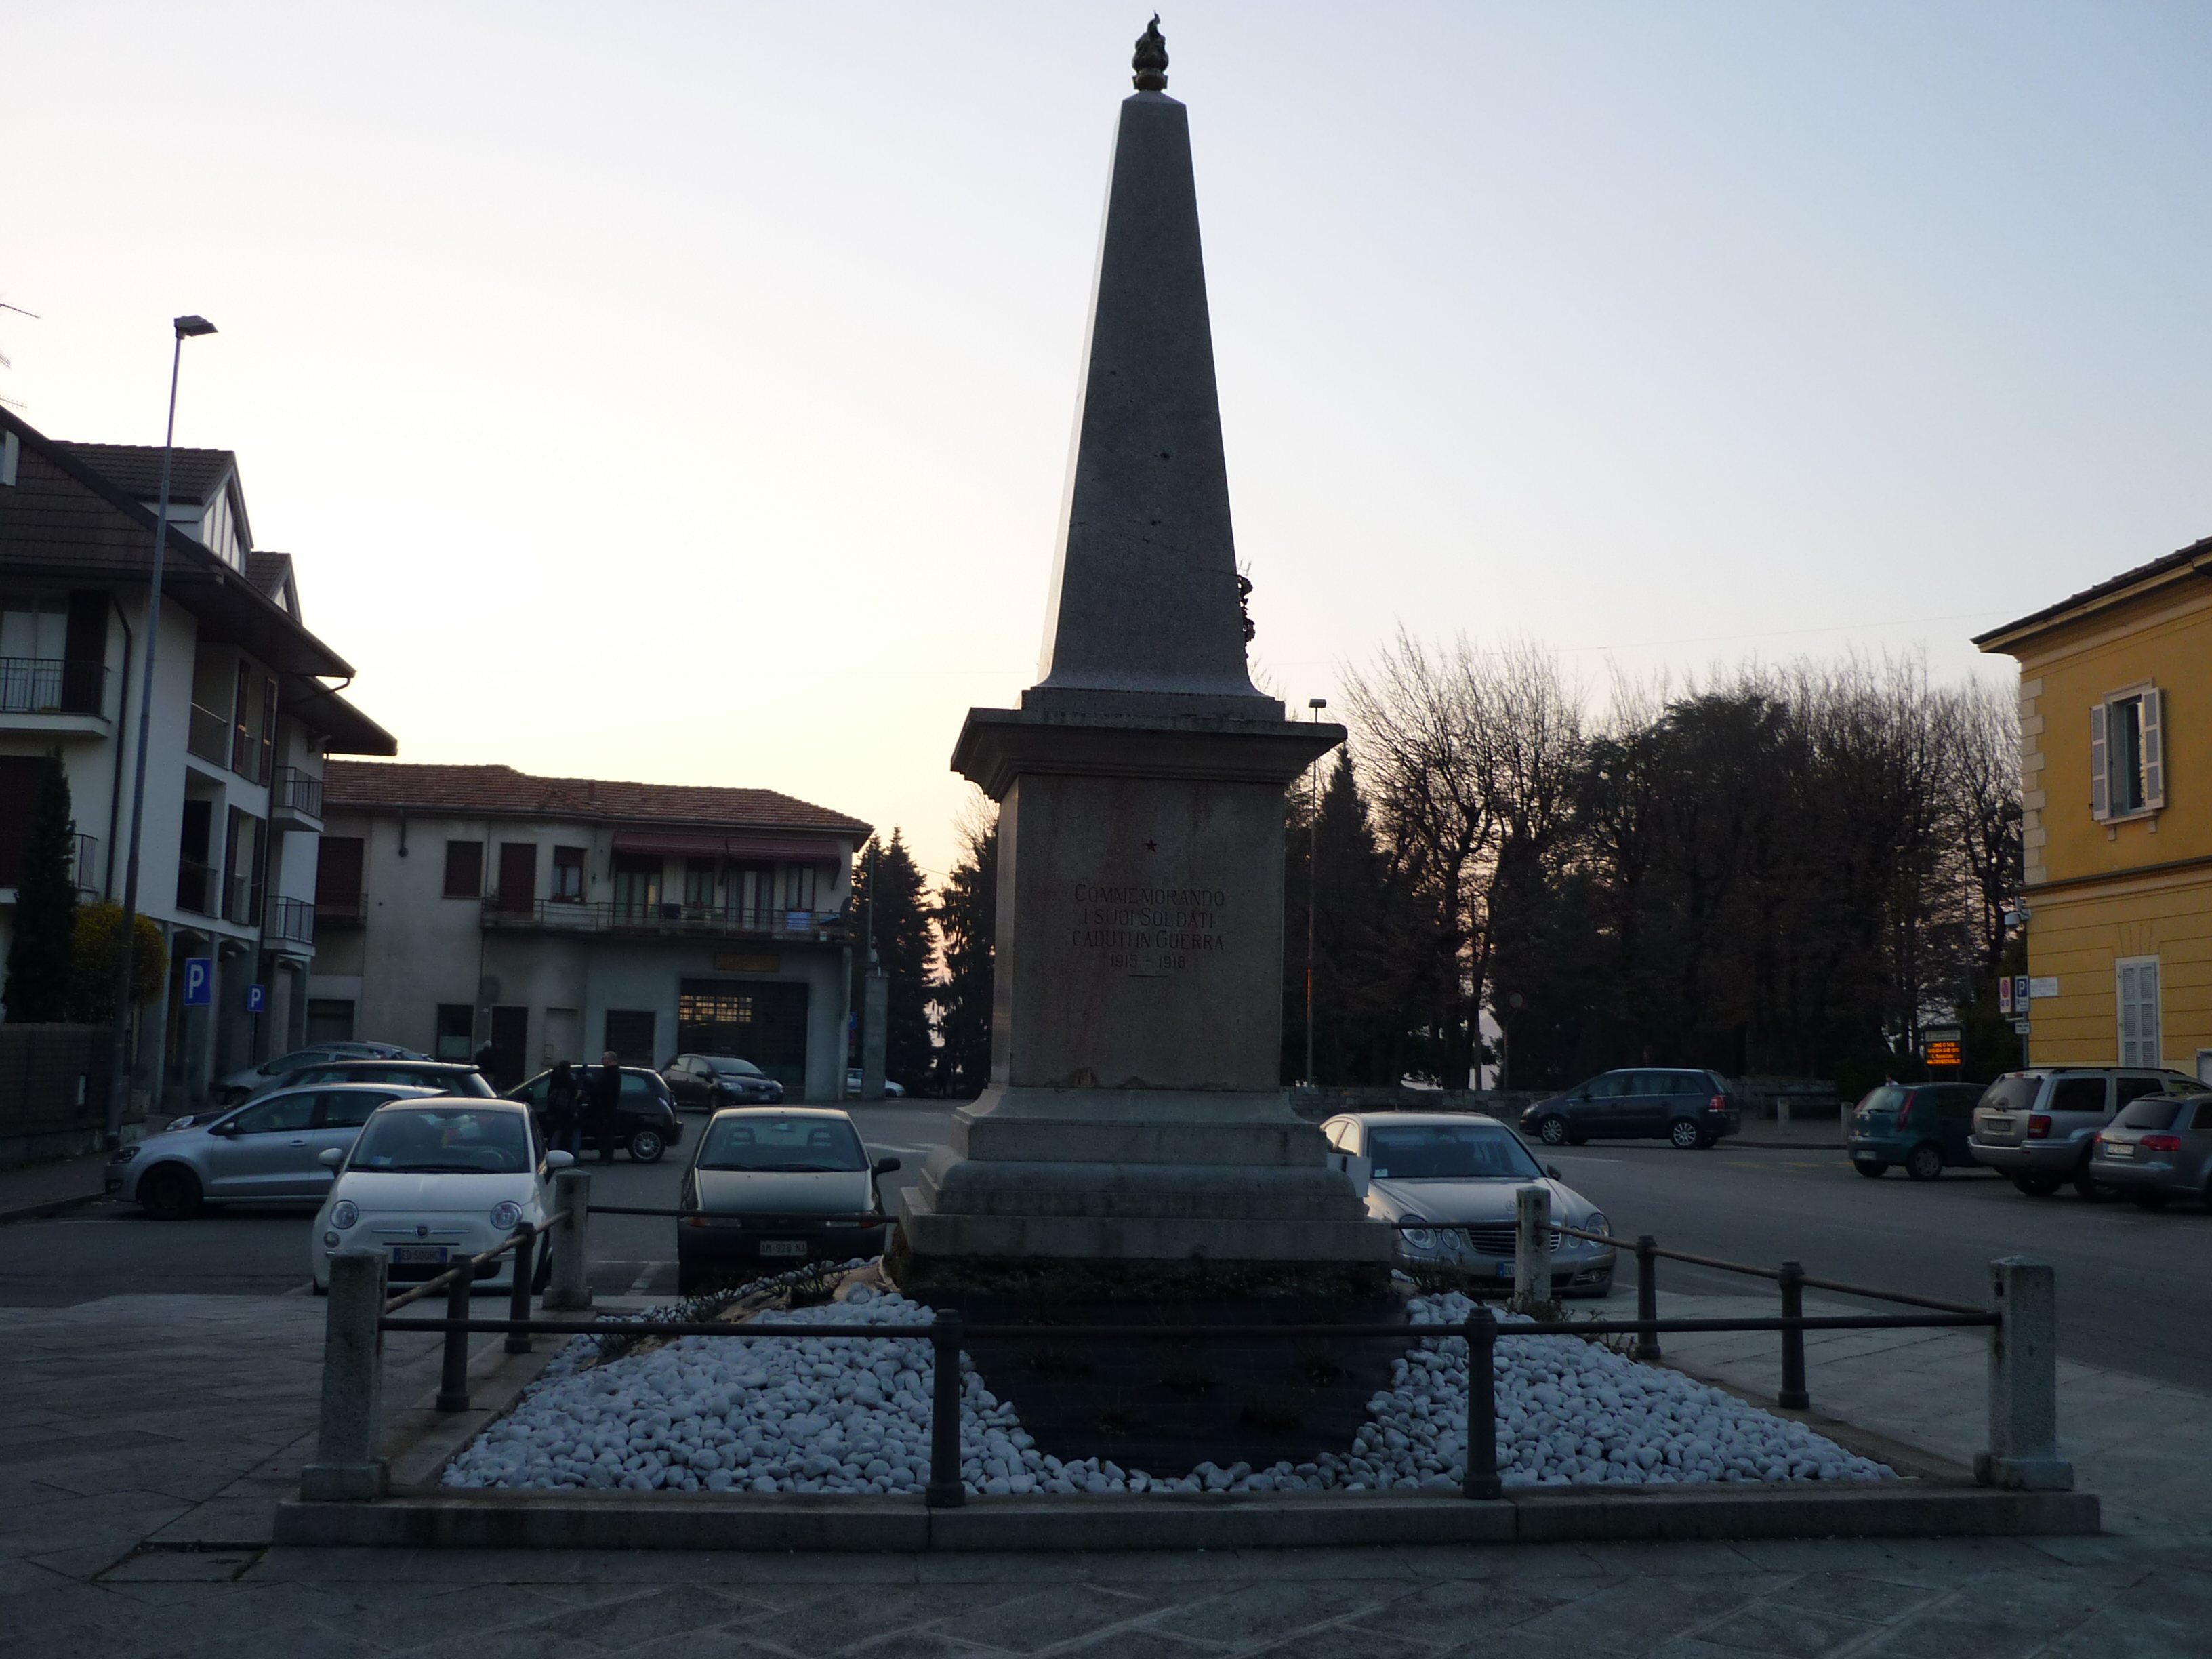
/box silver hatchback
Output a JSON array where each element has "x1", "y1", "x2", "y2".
[
  {"x1": 2089, "y1": 1092, "x2": 2212, "y2": 1209},
  {"x1": 106, "y1": 1083, "x2": 445, "y2": 1219}
]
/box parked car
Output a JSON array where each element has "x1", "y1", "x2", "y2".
[
  {"x1": 663, "y1": 1052, "x2": 785, "y2": 1109},
  {"x1": 676, "y1": 1107, "x2": 901, "y2": 1292},
  {"x1": 310, "y1": 1099, "x2": 573, "y2": 1292},
  {"x1": 843, "y1": 1068, "x2": 907, "y2": 1099},
  {"x1": 245, "y1": 1059, "x2": 494, "y2": 1104},
  {"x1": 1849, "y1": 1081, "x2": 1986, "y2": 1180},
  {"x1": 214, "y1": 1041, "x2": 418, "y2": 1105},
  {"x1": 106, "y1": 1084, "x2": 447, "y2": 1219},
  {"x1": 2088, "y1": 1091, "x2": 2212, "y2": 1209},
  {"x1": 1969, "y1": 1067, "x2": 2203, "y2": 1197},
  {"x1": 1321, "y1": 1111, "x2": 1615, "y2": 1297},
  {"x1": 508, "y1": 1065, "x2": 682, "y2": 1162},
  {"x1": 1520, "y1": 1069, "x2": 1740, "y2": 1150}
]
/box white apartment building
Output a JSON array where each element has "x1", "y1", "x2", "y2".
[
  {"x1": 315, "y1": 763, "x2": 871, "y2": 1099},
  {"x1": 0, "y1": 412, "x2": 394, "y2": 1109}
]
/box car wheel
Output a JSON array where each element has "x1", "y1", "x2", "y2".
[
  {"x1": 1853, "y1": 1160, "x2": 1889, "y2": 1179},
  {"x1": 2126, "y1": 1187, "x2": 2169, "y2": 1210},
  {"x1": 138, "y1": 1164, "x2": 203, "y2": 1221},
  {"x1": 1668, "y1": 1118, "x2": 1701, "y2": 1150},
  {"x1": 1906, "y1": 1143, "x2": 1944, "y2": 1183},
  {"x1": 2011, "y1": 1173, "x2": 2062, "y2": 1197},
  {"x1": 628, "y1": 1128, "x2": 666, "y2": 1163},
  {"x1": 1538, "y1": 1115, "x2": 1570, "y2": 1146},
  {"x1": 2073, "y1": 1170, "x2": 2118, "y2": 1202}
]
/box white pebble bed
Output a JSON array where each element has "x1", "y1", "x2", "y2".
[{"x1": 443, "y1": 1282, "x2": 1893, "y2": 1494}]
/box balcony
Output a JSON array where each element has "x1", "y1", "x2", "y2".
[
  {"x1": 267, "y1": 895, "x2": 316, "y2": 947},
  {"x1": 480, "y1": 899, "x2": 840, "y2": 941},
  {"x1": 270, "y1": 767, "x2": 324, "y2": 832},
  {"x1": 186, "y1": 703, "x2": 229, "y2": 766},
  {"x1": 70, "y1": 832, "x2": 100, "y2": 898},
  {"x1": 177, "y1": 857, "x2": 215, "y2": 916},
  {"x1": 224, "y1": 872, "x2": 262, "y2": 928},
  {"x1": 0, "y1": 657, "x2": 108, "y2": 732},
  {"x1": 315, "y1": 891, "x2": 367, "y2": 928}
]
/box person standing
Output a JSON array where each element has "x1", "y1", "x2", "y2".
[
  {"x1": 544, "y1": 1060, "x2": 580, "y2": 1157},
  {"x1": 584, "y1": 1048, "x2": 623, "y2": 1164}
]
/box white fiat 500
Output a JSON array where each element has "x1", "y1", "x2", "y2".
[{"x1": 309, "y1": 1099, "x2": 572, "y2": 1294}]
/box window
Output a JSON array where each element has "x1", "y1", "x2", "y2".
[
  {"x1": 685, "y1": 859, "x2": 719, "y2": 909},
  {"x1": 782, "y1": 863, "x2": 817, "y2": 914},
  {"x1": 1366, "y1": 1124, "x2": 1543, "y2": 1181},
  {"x1": 2118, "y1": 959, "x2": 2162, "y2": 1068},
  {"x1": 551, "y1": 845, "x2": 586, "y2": 902},
  {"x1": 443, "y1": 840, "x2": 484, "y2": 899},
  {"x1": 2091, "y1": 687, "x2": 2165, "y2": 820},
  {"x1": 315, "y1": 836, "x2": 364, "y2": 917},
  {"x1": 227, "y1": 1093, "x2": 317, "y2": 1134},
  {"x1": 314, "y1": 1090, "x2": 395, "y2": 1129},
  {"x1": 2113, "y1": 1098, "x2": 2182, "y2": 1132},
  {"x1": 306, "y1": 999, "x2": 355, "y2": 1044},
  {"x1": 1, "y1": 430, "x2": 18, "y2": 487},
  {"x1": 604, "y1": 1010, "x2": 656, "y2": 1065},
  {"x1": 611, "y1": 853, "x2": 661, "y2": 919},
  {"x1": 435, "y1": 1003, "x2": 476, "y2": 1061},
  {"x1": 2047, "y1": 1076, "x2": 2108, "y2": 1114}
]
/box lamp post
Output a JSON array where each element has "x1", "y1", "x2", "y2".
[
  {"x1": 103, "y1": 314, "x2": 218, "y2": 1148},
  {"x1": 1304, "y1": 697, "x2": 1327, "y2": 1088}
]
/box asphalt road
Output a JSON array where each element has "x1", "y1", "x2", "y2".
[{"x1": 3, "y1": 1103, "x2": 2201, "y2": 1393}]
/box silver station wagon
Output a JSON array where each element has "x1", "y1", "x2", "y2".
[{"x1": 2089, "y1": 1091, "x2": 2212, "y2": 1208}]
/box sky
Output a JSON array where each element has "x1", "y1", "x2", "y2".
[{"x1": 6, "y1": 3, "x2": 2210, "y2": 884}]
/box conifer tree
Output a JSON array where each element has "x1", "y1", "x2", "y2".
[
  {"x1": 3, "y1": 751, "x2": 78, "y2": 1023},
  {"x1": 848, "y1": 830, "x2": 935, "y2": 1092},
  {"x1": 930, "y1": 799, "x2": 998, "y2": 1098}
]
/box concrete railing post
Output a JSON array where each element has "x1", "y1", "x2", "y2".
[
  {"x1": 298, "y1": 1248, "x2": 389, "y2": 1500},
  {"x1": 1511, "y1": 1185, "x2": 1551, "y2": 1314},
  {"x1": 1975, "y1": 1256, "x2": 2073, "y2": 1490},
  {"x1": 544, "y1": 1167, "x2": 594, "y2": 1311}
]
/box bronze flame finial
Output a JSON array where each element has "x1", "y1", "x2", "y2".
[{"x1": 1132, "y1": 14, "x2": 1168, "y2": 91}]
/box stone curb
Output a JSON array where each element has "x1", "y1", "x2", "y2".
[
  {"x1": 272, "y1": 1481, "x2": 2097, "y2": 1552},
  {"x1": 0, "y1": 1188, "x2": 104, "y2": 1227}
]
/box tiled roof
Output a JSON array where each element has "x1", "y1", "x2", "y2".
[
  {"x1": 1975, "y1": 533, "x2": 2212, "y2": 647},
  {"x1": 324, "y1": 762, "x2": 871, "y2": 836},
  {"x1": 47, "y1": 442, "x2": 234, "y2": 504},
  {"x1": 245, "y1": 550, "x2": 295, "y2": 611}
]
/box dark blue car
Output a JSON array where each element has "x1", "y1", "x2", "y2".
[{"x1": 1849, "y1": 1082, "x2": 1985, "y2": 1181}]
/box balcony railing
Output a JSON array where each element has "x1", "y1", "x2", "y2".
[
  {"x1": 481, "y1": 899, "x2": 836, "y2": 940},
  {"x1": 177, "y1": 857, "x2": 215, "y2": 916},
  {"x1": 268, "y1": 895, "x2": 316, "y2": 945},
  {"x1": 70, "y1": 832, "x2": 100, "y2": 897},
  {"x1": 272, "y1": 767, "x2": 323, "y2": 820},
  {"x1": 224, "y1": 872, "x2": 262, "y2": 928},
  {"x1": 0, "y1": 657, "x2": 106, "y2": 717},
  {"x1": 315, "y1": 892, "x2": 367, "y2": 928},
  {"x1": 186, "y1": 703, "x2": 230, "y2": 764},
  {"x1": 0, "y1": 830, "x2": 100, "y2": 894}
]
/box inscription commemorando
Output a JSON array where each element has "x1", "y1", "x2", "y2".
[{"x1": 1069, "y1": 881, "x2": 1227, "y2": 975}]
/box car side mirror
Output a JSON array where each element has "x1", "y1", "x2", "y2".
[
  {"x1": 545, "y1": 1149, "x2": 575, "y2": 1170},
  {"x1": 1546, "y1": 1164, "x2": 1563, "y2": 1180},
  {"x1": 318, "y1": 1147, "x2": 345, "y2": 1168},
  {"x1": 873, "y1": 1156, "x2": 902, "y2": 1176}
]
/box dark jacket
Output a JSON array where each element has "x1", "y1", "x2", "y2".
[
  {"x1": 582, "y1": 1065, "x2": 623, "y2": 1132},
  {"x1": 544, "y1": 1066, "x2": 579, "y2": 1128}
]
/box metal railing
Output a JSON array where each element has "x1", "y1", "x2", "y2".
[
  {"x1": 300, "y1": 1170, "x2": 2072, "y2": 1507},
  {"x1": 267, "y1": 895, "x2": 315, "y2": 945},
  {"x1": 176, "y1": 857, "x2": 215, "y2": 915},
  {"x1": 315, "y1": 892, "x2": 367, "y2": 926},
  {"x1": 0, "y1": 657, "x2": 106, "y2": 716},
  {"x1": 272, "y1": 767, "x2": 323, "y2": 819},
  {"x1": 186, "y1": 702, "x2": 230, "y2": 763},
  {"x1": 480, "y1": 899, "x2": 834, "y2": 939}
]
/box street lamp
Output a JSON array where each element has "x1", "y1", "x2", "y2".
[
  {"x1": 103, "y1": 314, "x2": 218, "y2": 1148},
  {"x1": 1305, "y1": 697, "x2": 1327, "y2": 1089}
]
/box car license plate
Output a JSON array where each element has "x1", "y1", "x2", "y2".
[
  {"x1": 759, "y1": 1240, "x2": 807, "y2": 1258},
  {"x1": 2105, "y1": 1143, "x2": 2133, "y2": 1158},
  {"x1": 390, "y1": 1245, "x2": 449, "y2": 1265},
  {"x1": 1496, "y1": 1260, "x2": 1516, "y2": 1279}
]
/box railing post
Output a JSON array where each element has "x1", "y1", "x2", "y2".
[
  {"x1": 436, "y1": 1265, "x2": 474, "y2": 1412},
  {"x1": 1974, "y1": 1256, "x2": 2073, "y2": 1490},
  {"x1": 544, "y1": 1167, "x2": 594, "y2": 1311},
  {"x1": 1778, "y1": 1259, "x2": 1809, "y2": 1410},
  {"x1": 1633, "y1": 1235, "x2": 1662, "y2": 1363},
  {"x1": 926, "y1": 1308, "x2": 966, "y2": 1509},
  {"x1": 505, "y1": 1230, "x2": 535, "y2": 1355},
  {"x1": 1511, "y1": 1185, "x2": 1551, "y2": 1314},
  {"x1": 1462, "y1": 1307, "x2": 1501, "y2": 1499},
  {"x1": 298, "y1": 1249, "x2": 388, "y2": 1500}
]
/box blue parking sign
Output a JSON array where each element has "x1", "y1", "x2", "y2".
[
  {"x1": 182, "y1": 958, "x2": 213, "y2": 1006},
  {"x1": 247, "y1": 984, "x2": 266, "y2": 1014}
]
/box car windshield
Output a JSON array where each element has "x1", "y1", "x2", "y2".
[
  {"x1": 697, "y1": 1115, "x2": 865, "y2": 1173},
  {"x1": 1368, "y1": 1124, "x2": 1542, "y2": 1181},
  {"x1": 706, "y1": 1058, "x2": 762, "y2": 1077},
  {"x1": 1978, "y1": 1077, "x2": 2041, "y2": 1113},
  {"x1": 349, "y1": 1107, "x2": 533, "y2": 1174},
  {"x1": 1858, "y1": 1086, "x2": 1909, "y2": 1113},
  {"x1": 2114, "y1": 1099, "x2": 2182, "y2": 1131}
]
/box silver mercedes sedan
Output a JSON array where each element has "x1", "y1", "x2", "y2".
[{"x1": 1320, "y1": 1111, "x2": 1616, "y2": 1297}]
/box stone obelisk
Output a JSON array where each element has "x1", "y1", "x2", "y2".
[{"x1": 895, "y1": 20, "x2": 1389, "y2": 1296}]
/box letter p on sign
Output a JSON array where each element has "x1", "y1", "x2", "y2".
[{"x1": 182, "y1": 958, "x2": 213, "y2": 1006}]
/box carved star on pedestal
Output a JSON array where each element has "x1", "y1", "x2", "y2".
[{"x1": 1144, "y1": 839, "x2": 1158, "y2": 852}]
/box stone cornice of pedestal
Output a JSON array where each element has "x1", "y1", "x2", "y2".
[{"x1": 951, "y1": 705, "x2": 1345, "y2": 800}]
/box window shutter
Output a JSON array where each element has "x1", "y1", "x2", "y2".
[
  {"x1": 2089, "y1": 701, "x2": 2109, "y2": 819},
  {"x1": 2142, "y1": 688, "x2": 2165, "y2": 810}
]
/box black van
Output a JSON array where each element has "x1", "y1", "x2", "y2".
[{"x1": 1520, "y1": 1069, "x2": 1742, "y2": 1149}]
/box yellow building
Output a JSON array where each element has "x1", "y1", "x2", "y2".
[{"x1": 1977, "y1": 536, "x2": 2212, "y2": 1084}]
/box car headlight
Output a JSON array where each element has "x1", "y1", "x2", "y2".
[
  {"x1": 110, "y1": 1146, "x2": 140, "y2": 1164},
  {"x1": 329, "y1": 1200, "x2": 359, "y2": 1229},
  {"x1": 1398, "y1": 1220, "x2": 1439, "y2": 1252},
  {"x1": 491, "y1": 1200, "x2": 524, "y2": 1229},
  {"x1": 1584, "y1": 1211, "x2": 1609, "y2": 1237}
]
